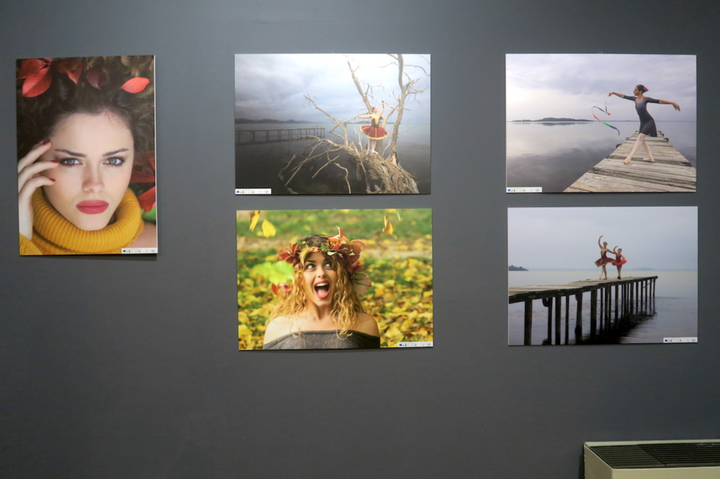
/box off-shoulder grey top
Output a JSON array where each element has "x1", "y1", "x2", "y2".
[{"x1": 263, "y1": 330, "x2": 381, "y2": 350}]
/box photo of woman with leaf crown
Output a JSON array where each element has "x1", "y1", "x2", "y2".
[
  {"x1": 16, "y1": 55, "x2": 157, "y2": 255},
  {"x1": 236, "y1": 209, "x2": 433, "y2": 350}
]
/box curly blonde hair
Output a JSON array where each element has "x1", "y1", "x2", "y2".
[{"x1": 269, "y1": 237, "x2": 365, "y2": 338}]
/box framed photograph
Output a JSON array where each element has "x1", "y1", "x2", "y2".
[
  {"x1": 236, "y1": 208, "x2": 433, "y2": 350},
  {"x1": 508, "y1": 207, "x2": 697, "y2": 346},
  {"x1": 234, "y1": 54, "x2": 431, "y2": 195},
  {"x1": 17, "y1": 55, "x2": 157, "y2": 255},
  {"x1": 506, "y1": 54, "x2": 696, "y2": 193}
]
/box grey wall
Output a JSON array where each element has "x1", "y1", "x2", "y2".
[{"x1": 1, "y1": 1, "x2": 719, "y2": 477}]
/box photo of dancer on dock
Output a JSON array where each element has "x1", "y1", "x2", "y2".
[
  {"x1": 608, "y1": 86, "x2": 681, "y2": 165},
  {"x1": 508, "y1": 207, "x2": 697, "y2": 346},
  {"x1": 506, "y1": 54, "x2": 696, "y2": 193},
  {"x1": 234, "y1": 54, "x2": 431, "y2": 195}
]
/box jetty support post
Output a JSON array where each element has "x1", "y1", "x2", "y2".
[
  {"x1": 524, "y1": 299, "x2": 532, "y2": 346},
  {"x1": 542, "y1": 298, "x2": 553, "y2": 344},
  {"x1": 564, "y1": 295, "x2": 570, "y2": 345},
  {"x1": 554, "y1": 296, "x2": 561, "y2": 345},
  {"x1": 614, "y1": 284, "x2": 619, "y2": 321},
  {"x1": 575, "y1": 292, "x2": 583, "y2": 337},
  {"x1": 590, "y1": 289, "x2": 597, "y2": 337}
]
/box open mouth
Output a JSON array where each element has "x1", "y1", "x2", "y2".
[{"x1": 314, "y1": 281, "x2": 330, "y2": 299}]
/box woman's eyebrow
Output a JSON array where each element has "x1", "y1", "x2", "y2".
[
  {"x1": 54, "y1": 148, "x2": 85, "y2": 157},
  {"x1": 103, "y1": 148, "x2": 130, "y2": 157}
]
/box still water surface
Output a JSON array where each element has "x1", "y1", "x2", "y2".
[
  {"x1": 508, "y1": 270, "x2": 697, "y2": 346},
  {"x1": 506, "y1": 121, "x2": 696, "y2": 192}
]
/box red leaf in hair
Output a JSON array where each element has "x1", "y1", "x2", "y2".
[
  {"x1": 120, "y1": 77, "x2": 150, "y2": 93},
  {"x1": 271, "y1": 284, "x2": 279, "y2": 296},
  {"x1": 137, "y1": 186, "x2": 156, "y2": 213},
  {"x1": 22, "y1": 67, "x2": 52, "y2": 97},
  {"x1": 85, "y1": 66, "x2": 107, "y2": 89},
  {"x1": 17, "y1": 58, "x2": 50, "y2": 80},
  {"x1": 55, "y1": 58, "x2": 83, "y2": 84}
]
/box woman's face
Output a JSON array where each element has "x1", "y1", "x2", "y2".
[
  {"x1": 301, "y1": 251, "x2": 338, "y2": 309},
  {"x1": 633, "y1": 86, "x2": 641, "y2": 96},
  {"x1": 40, "y1": 112, "x2": 134, "y2": 230}
]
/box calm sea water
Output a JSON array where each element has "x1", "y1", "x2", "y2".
[
  {"x1": 506, "y1": 121, "x2": 697, "y2": 192},
  {"x1": 508, "y1": 270, "x2": 697, "y2": 346},
  {"x1": 235, "y1": 122, "x2": 431, "y2": 194}
]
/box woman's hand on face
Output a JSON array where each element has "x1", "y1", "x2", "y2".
[{"x1": 17, "y1": 140, "x2": 58, "y2": 240}]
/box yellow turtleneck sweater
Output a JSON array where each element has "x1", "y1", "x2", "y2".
[{"x1": 19, "y1": 188, "x2": 144, "y2": 255}]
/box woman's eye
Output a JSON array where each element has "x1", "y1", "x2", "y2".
[
  {"x1": 306, "y1": 264, "x2": 315, "y2": 270},
  {"x1": 324, "y1": 261, "x2": 333, "y2": 268},
  {"x1": 105, "y1": 157, "x2": 125, "y2": 166},
  {"x1": 59, "y1": 158, "x2": 81, "y2": 166}
]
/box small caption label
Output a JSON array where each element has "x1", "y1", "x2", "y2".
[
  {"x1": 506, "y1": 187, "x2": 542, "y2": 193},
  {"x1": 122, "y1": 248, "x2": 158, "y2": 254},
  {"x1": 663, "y1": 337, "x2": 698, "y2": 343},
  {"x1": 397, "y1": 341, "x2": 433, "y2": 348},
  {"x1": 236, "y1": 188, "x2": 272, "y2": 195}
]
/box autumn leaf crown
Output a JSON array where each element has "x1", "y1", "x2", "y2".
[
  {"x1": 277, "y1": 227, "x2": 367, "y2": 276},
  {"x1": 16, "y1": 56, "x2": 151, "y2": 98}
]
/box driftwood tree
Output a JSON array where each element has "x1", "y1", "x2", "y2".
[{"x1": 279, "y1": 54, "x2": 429, "y2": 194}]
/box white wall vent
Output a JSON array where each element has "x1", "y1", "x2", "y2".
[{"x1": 584, "y1": 440, "x2": 720, "y2": 478}]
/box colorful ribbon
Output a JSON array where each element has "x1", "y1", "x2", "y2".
[{"x1": 592, "y1": 102, "x2": 620, "y2": 136}]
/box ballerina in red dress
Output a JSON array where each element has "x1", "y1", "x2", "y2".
[
  {"x1": 595, "y1": 235, "x2": 614, "y2": 280},
  {"x1": 611, "y1": 247, "x2": 627, "y2": 279},
  {"x1": 357, "y1": 101, "x2": 389, "y2": 153}
]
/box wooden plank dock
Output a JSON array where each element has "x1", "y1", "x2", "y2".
[
  {"x1": 235, "y1": 127, "x2": 325, "y2": 145},
  {"x1": 564, "y1": 132, "x2": 696, "y2": 193},
  {"x1": 509, "y1": 276, "x2": 657, "y2": 345}
]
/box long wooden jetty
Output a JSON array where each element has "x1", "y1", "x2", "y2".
[
  {"x1": 235, "y1": 127, "x2": 325, "y2": 145},
  {"x1": 564, "y1": 132, "x2": 696, "y2": 192},
  {"x1": 509, "y1": 276, "x2": 658, "y2": 345}
]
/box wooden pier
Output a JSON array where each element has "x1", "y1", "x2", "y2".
[
  {"x1": 509, "y1": 276, "x2": 658, "y2": 345},
  {"x1": 235, "y1": 127, "x2": 325, "y2": 145},
  {"x1": 564, "y1": 132, "x2": 696, "y2": 192}
]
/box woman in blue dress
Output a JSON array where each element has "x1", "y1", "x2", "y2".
[{"x1": 608, "y1": 85, "x2": 680, "y2": 165}]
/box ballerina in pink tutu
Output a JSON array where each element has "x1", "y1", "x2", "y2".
[
  {"x1": 611, "y1": 247, "x2": 627, "y2": 279},
  {"x1": 595, "y1": 235, "x2": 614, "y2": 280}
]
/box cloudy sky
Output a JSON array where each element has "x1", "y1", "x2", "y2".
[
  {"x1": 234, "y1": 54, "x2": 431, "y2": 123},
  {"x1": 508, "y1": 207, "x2": 697, "y2": 271},
  {"x1": 506, "y1": 54, "x2": 696, "y2": 122}
]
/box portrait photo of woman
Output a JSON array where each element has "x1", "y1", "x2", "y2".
[
  {"x1": 16, "y1": 55, "x2": 157, "y2": 255},
  {"x1": 263, "y1": 232, "x2": 380, "y2": 349},
  {"x1": 236, "y1": 209, "x2": 434, "y2": 350}
]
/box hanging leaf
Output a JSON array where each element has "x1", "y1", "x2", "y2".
[
  {"x1": 383, "y1": 215, "x2": 394, "y2": 236},
  {"x1": 260, "y1": 219, "x2": 276, "y2": 238},
  {"x1": 54, "y1": 58, "x2": 83, "y2": 84},
  {"x1": 249, "y1": 210, "x2": 261, "y2": 232},
  {"x1": 352, "y1": 272, "x2": 372, "y2": 294},
  {"x1": 137, "y1": 186, "x2": 156, "y2": 213},
  {"x1": 85, "y1": 66, "x2": 107, "y2": 89},
  {"x1": 120, "y1": 77, "x2": 150, "y2": 93},
  {"x1": 21, "y1": 66, "x2": 52, "y2": 97},
  {"x1": 17, "y1": 58, "x2": 50, "y2": 80}
]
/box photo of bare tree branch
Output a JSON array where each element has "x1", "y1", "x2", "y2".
[{"x1": 234, "y1": 54, "x2": 431, "y2": 195}]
